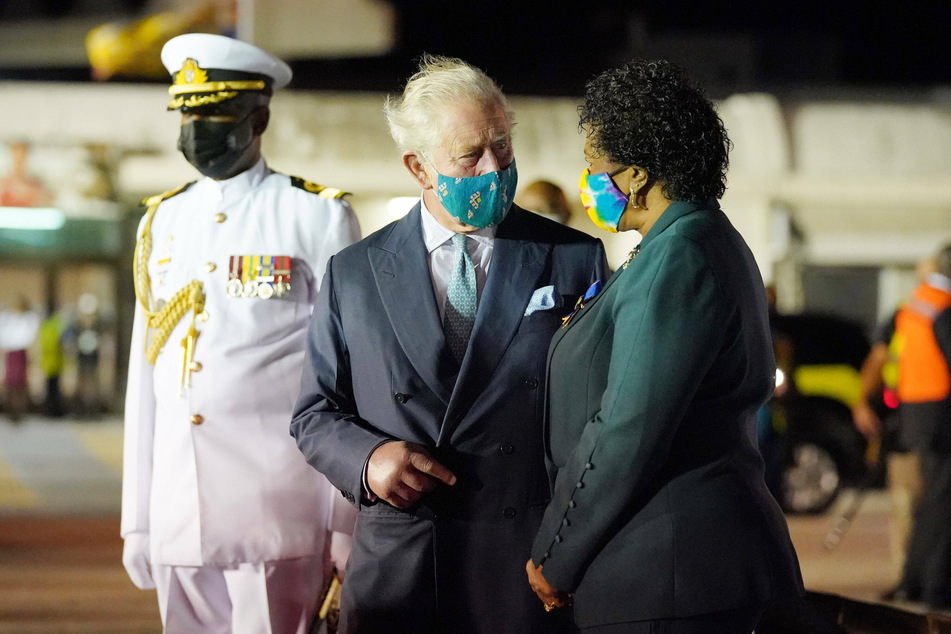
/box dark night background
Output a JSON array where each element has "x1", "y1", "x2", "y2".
[{"x1": 2, "y1": 0, "x2": 950, "y2": 97}]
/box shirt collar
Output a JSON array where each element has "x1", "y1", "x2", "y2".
[
  {"x1": 419, "y1": 193, "x2": 496, "y2": 255},
  {"x1": 204, "y1": 157, "x2": 268, "y2": 200}
]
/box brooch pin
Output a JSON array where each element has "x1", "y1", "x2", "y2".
[
  {"x1": 561, "y1": 280, "x2": 602, "y2": 328},
  {"x1": 621, "y1": 244, "x2": 641, "y2": 270}
]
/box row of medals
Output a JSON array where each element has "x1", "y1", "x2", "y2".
[{"x1": 226, "y1": 277, "x2": 290, "y2": 300}]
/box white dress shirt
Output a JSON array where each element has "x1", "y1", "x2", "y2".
[{"x1": 420, "y1": 195, "x2": 495, "y2": 321}]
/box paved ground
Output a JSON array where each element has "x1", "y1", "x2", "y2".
[{"x1": 0, "y1": 414, "x2": 940, "y2": 631}]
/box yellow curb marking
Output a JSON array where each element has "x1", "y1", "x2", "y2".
[
  {"x1": 0, "y1": 455, "x2": 40, "y2": 508},
  {"x1": 73, "y1": 425, "x2": 124, "y2": 475}
]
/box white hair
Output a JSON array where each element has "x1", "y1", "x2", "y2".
[{"x1": 383, "y1": 53, "x2": 515, "y2": 164}]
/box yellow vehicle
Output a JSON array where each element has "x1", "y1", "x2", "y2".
[{"x1": 764, "y1": 312, "x2": 875, "y2": 514}]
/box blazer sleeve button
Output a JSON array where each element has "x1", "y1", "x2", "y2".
[
  {"x1": 499, "y1": 442, "x2": 515, "y2": 454},
  {"x1": 524, "y1": 378, "x2": 538, "y2": 389},
  {"x1": 502, "y1": 507, "x2": 517, "y2": 519},
  {"x1": 394, "y1": 392, "x2": 408, "y2": 404}
]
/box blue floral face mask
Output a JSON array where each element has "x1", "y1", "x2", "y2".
[{"x1": 434, "y1": 160, "x2": 518, "y2": 228}]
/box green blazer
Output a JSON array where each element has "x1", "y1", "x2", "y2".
[{"x1": 531, "y1": 199, "x2": 803, "y2": 627}]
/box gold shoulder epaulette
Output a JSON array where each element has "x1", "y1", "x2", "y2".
[
  {"x1": 139, "y1": 181, "x2": 195, "y2": 207},
  {"x1": 290, "y1": 176, "x2": 350, "y2": 199}
]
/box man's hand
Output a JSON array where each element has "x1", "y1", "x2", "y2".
[
  {"x1": 367, "y1": 441, "x2": 457, "y2": 508},
  {"x1": 122, "y1": 531, "x2": 156, "y2": 590},
  {"x1": 526, "y1": 559, "x2": 571, "y2": 610}
]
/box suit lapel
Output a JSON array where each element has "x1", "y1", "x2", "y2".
[
  {"x1": 369, "y1": 204, "x2": 454, "y2": 406},
  {"x1": 438, "y1": 210, "x2": 549, "y2": 442}
]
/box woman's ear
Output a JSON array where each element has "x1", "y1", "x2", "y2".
[{"x1": 628, "y1": 166, "x2": 651, "y2": 208}]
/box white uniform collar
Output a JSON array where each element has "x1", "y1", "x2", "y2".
[
  {"x1": 419, "y1": 193, "x2": 496, "y2": 255},
  {"x1": 204, "y1": 157, "x2": 269, "y2": 200}
]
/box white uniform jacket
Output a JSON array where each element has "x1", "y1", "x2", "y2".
[{"x1": 122, "y1": 158, "x2": 361, "y2": 567}]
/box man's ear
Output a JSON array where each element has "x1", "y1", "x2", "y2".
[
  {"x1": 402, "y1": 151, "x2": 434, "y2": 190},
  {"x1": 252, "y1": 107, "x2": 270, "y2": 136}
]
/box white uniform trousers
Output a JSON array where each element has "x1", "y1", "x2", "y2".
[{"x1": 153, "y1": 556, "x2": 325, "y2": 634}]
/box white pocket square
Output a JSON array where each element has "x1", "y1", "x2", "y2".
[{"x1": 524, "y1": 285, "x2": 563, "y2": 316}]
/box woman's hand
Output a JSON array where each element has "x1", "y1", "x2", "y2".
[{"x1": 525, "y1": 559, "x2": 572, "y2": 611}]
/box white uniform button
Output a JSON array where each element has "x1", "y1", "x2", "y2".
[
  {"x1": 214, "y1": 212, "x2": 227, "y2": 223},
  {"x1": 188, "y1": 361, "x2": 203, "y2": 372},
  {"x1": 190, "y1": 414, "x2": 204, "y2": 425},
  {"x1": 205, "y1": 262, "x2": 217, "y2": 272}
]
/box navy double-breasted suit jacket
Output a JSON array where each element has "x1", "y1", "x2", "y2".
[{"x1": 291, "y1": 204, "x2": 607, "y2": 633}]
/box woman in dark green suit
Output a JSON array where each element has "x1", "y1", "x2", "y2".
[{"x1": 525, "y1": 59, "x2": 804, "y2": 633}]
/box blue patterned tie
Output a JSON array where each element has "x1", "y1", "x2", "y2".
[{"x1": 444, "y1": 233, "x2": 477, "y2": 364}]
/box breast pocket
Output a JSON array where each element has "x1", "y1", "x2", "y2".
[{"x1": 516, "y1": 310, "x2": 566, "y2": 335}]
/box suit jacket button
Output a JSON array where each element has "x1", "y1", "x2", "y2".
[
  {"x1": 555, "y1": 535, "x2": 563, "y2": 543},
  {"x1": 569, "y1": 500, "x2": 577, "y2": 508},
  {"x1": 502, "y1": 507, "x2": 517, "y2": 519},
  {"x1": 575, "y1": 482, "x2": 584, "y2": 489},
  {"x1": 500, "y1": 442, "x2": 514, "y2": 455},
  {"x1": 524, "y1": 378, "x2": 538, "y2": 389},
  {"x1": 585, "y1": 462, "x2": 593, "y2": 470},
  {"x1": 190, "y1": 414, "x2": 204, "y2": 425},
  {"x1": 394, "y1": 392, "x2": 408, "y2": 404}
]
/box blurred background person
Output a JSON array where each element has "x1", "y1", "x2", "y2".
[
  {"x1": 0, "y1": 140, "x2": 54, "y2": 208},
  {"x1": 516, "y1": 179, "x2": 573, "y2": 225},
  {"x1": 527, "y1": 58, "x2": 803, "y2": 633},
  {"x1": 38, "y1": 301, "x2": 68, "y2": 418},
  {"x1": 74, "y1": 292, "x2": 103, "y2": 417},
  {"x1": 878, "y1": 244, "x2": 951, "y2": 608},
  {"x1": 0, "y1": 296, "x2": 41, "y2": 423},
  {"x1": 852, "y1": 255, "x2": 937, "y2": 593}
]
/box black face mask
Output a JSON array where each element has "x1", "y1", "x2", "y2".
[{"x1": 177, "y1": 110, "x2": 258, "y2": 179}]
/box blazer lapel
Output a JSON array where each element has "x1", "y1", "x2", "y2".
[
  {"x1": 369, "y1": 204, "x2": 454, "y2": 405},
  {"x1": 438, "y1": 210, "x2": 549, "y2": 442}
]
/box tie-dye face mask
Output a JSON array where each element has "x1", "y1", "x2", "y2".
[{"x1": 579, "y1": 167, "x2": 629, "y2": 233}]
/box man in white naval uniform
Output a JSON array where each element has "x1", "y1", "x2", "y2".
[{"x1": 121, "y1": 33, "x2": 361, "y2": 634}]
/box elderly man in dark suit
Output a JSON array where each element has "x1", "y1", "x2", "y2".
[{"x1": 290, "y1": 54, "x2": 607, "y2": 633}]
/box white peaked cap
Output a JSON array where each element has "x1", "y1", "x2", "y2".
[{"x1": 161, "y1": 33, "x2": 292, "y2": 90}]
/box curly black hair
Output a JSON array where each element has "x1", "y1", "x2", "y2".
[{"x1": 580, "y1": 59, "x2": 731, "y2": 201}]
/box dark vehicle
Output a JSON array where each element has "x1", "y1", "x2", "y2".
[{"x1": 761, "y1": 312, "x2": 875, "y2": 514}]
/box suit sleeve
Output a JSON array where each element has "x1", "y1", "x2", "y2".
[
  {"x1": 291, "y1": 256, "x2": 393, "y2": 509},
  {"x1": 591, "y1": 239, "x2": 610, "y2": 287},
  {"x1": 532, "y1": 236, "x2": 730, "y2": 591},
  {"x1": 120, "y1": 277, "x2": 156, "y2": 539}
]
